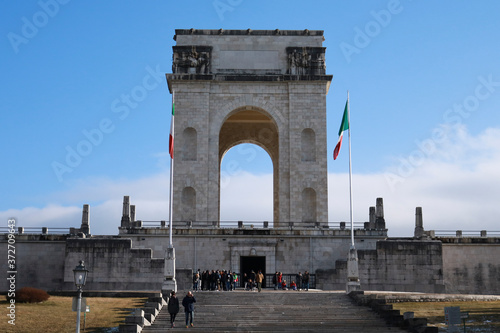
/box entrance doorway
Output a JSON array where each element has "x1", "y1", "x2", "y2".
[{"x1": 240, "y1": 256, "x2": 266, "y2": 288}]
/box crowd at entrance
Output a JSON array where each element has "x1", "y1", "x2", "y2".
[{"x1": 192, "y1": 269, "x2": 315, "y2": 291}]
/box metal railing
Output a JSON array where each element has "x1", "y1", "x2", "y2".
[
  {"x1": 135, "y1": 220, "x2": 368, "y2": 230},
  {"x1": 0, "y1": 226, "x2": 71, "y2": 235},
  {"x1": 431, "y1": 230, "x2": 500, "y2": 238}
]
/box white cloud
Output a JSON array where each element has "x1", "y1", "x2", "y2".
[
  {"x1": 2, "y1": 126, "x2": 500, "y2": 238},
  {"x1": 220, "y1": 172, "x2": 273, "y2": 222}
]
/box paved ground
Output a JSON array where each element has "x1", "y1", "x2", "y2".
[{"x1": 142, "y1": 289, "x2": 403, "y2": 332}]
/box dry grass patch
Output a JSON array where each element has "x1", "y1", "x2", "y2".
[
  {"x1": 392, "y1": 300, "x2": 500, "y2": 330},
  {"x1": 0, "y1": 295, "x2": 146, "y2": 333}
]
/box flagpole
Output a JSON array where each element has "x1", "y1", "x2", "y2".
[
  {"x1": 347, "y1": 91, "x2": 354, "y2": 248},
  {"x1": 168, "y1": 90, "x2": 175, "y2": 247}
]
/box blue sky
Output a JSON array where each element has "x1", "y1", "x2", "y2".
[{"x1": 2, "y1": 0, "x2": 500, "y2": 236}]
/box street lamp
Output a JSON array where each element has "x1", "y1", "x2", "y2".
[{"x1": 73, "y1": 260, "x2": 88, "y2": 333}]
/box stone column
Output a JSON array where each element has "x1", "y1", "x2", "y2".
[
  {"x1": 130, "y1": 205, "x2": 136, "y2": 222},
  {"x1": 414, "y1": 207, "x2": 424, "y2": 239},
  {"x1": 368, "y1": 206, "x2": 375, "y2": 229},
  {"x1": 80, "y1": 204, "x2": 90, "y2": 236},
  {"x1": 121, "y1": 196, "x2": 130, "y2": 227},
  {"x1": 375, "y1": 198, "x2": 386, "y2": 230}
]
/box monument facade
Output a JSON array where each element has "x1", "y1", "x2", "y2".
[
  {"x1": 2, "y1": 29, "x2": 498, "y2": 296},
  {"x1": 166, "y1": 29, "x2": 332, "y2": 226}
]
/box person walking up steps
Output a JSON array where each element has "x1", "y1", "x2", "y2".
[
  {"x1": 167, "y1": 291, "x2": 179, "y2": 328},
  {"x1": 182, "y1": 291, "x2": 196, "y2": 328}
]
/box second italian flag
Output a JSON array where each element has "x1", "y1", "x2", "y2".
[{"x1": 333, "y1": 99, "x2": 349, "y2": 160}]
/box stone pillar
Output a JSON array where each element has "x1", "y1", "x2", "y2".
[
  {"x1": 368, "y1": 206, "x2": 375, "y2": 229},
  {"x1": 121, "y1": 196, "x2": 131, "y2": 227},
  {"x1": 162, "y1": 246, "x2": 177, "y2": 295},
  {"x1": 80, "y1": 204, "x2": 90, "y2": 236},
  {"x1": 375, "y1": 198, "x2": 386, "y2": 230},
  {"x1": 130, "y1": 205, "x2": 136, "y2": 222},
  {"x1": 346, "y1": 247, "x2": 361, "y2": 293},
  {"x1": 414, "y1": 207, "x2": 424, "y2": 239}
]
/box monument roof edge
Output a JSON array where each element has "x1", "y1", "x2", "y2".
[{"x1": 174, "y1": 29, "x2": 324, "y2": 37}]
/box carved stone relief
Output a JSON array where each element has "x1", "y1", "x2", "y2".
[
  {"x1": 286, "y1": 47, "x2": 326, "y2": 75},
  {"x1": 172, "y1": 45, "x2": 212, "y2": 74}
]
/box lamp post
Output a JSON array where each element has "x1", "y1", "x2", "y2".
[{"x1": 73, "y1": 260, "x2": 88, "y2": 333}]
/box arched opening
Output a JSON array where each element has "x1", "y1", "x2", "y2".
[
  {"x1": 220, "y1": 144, "x2": 273, "y2": 225},
  {"x1": 218, "y1": 107, "x2": 279, "y2": 226}
]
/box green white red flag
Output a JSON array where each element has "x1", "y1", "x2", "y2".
[
  {"x1": 169, "y1": 95, "x2": 175, "y2": 159},
  {"x1": 333, "y1": 99, "x2": 349, "y2": 160}
]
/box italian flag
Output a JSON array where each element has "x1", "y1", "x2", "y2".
[
  {"x1": 169, "y1": 94, "x2": 175, "y2": 159},
  {"x1": 333, "y1": 99, "x2": 349, "y2": 160}
]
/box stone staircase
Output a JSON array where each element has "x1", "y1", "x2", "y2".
[{"x1": 142, "y1": 290, "x2": 404, "y2": 332}]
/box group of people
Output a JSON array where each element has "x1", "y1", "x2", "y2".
[
  {"x1": 167, "y1": 291, "x2": 196, "y2": 328},
  {"x1": 192, "y1": 269, "x2": 310, "y2": 292},
  {"x1": 240, "y1": 270, "x2": 265, "y2": 292},
  {"x1": 167, "y1": 270, "x2": 310, "y2": 328},
  {"x1": 273, "y1": 271, "x2": 310, "y2": 291},
  {"x1": 193, "y1": 269, "x2": 239, "y2": 291}
]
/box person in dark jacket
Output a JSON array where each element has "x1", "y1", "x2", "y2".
[
  {"x1": 167, "y1": 291, "x2": 179, "y2": 328},
  {"x1": 182, "y1": 291, "x2": 196, "y2": 328}
]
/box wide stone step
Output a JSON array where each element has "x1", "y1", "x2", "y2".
[{"x1": 142, "y1": 290, "x2": 402, "y2": 332}]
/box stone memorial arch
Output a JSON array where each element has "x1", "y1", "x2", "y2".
[{"x1": 166, "y1": 29, "x2": 332, "y2": 227}]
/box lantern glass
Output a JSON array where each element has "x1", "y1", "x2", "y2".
[{"x1": 73, "y1": 261, "x2": 88, "y2": 288}]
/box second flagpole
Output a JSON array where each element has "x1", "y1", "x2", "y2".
[{"x1": 347, "y1": 91, "x2": 354, "y2": 248}]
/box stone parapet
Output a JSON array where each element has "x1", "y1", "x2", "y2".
[{"x1": 118, "y1": 226, "x2": 388, "y2": 238}]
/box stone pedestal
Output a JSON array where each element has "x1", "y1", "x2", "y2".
[
  {"x1": 162, "y1": 246, "x2": 177, "y2": 294},
  {"x1": 346, "y1": 247, "x2": 361, "y2": 293}
]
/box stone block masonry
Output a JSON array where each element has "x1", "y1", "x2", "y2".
[
  {"x1": 63, "y1": 238, "x2": 164, "y2": 291},
  {"x1": 167, "y1": 29, "x2": 332, "y2": 228},
  {"x1": 442, "y1": 241, "x2": 500, "y2": 294},
  {"x1": 317, "y1": 240, "x2": 445, "y2": 293}
]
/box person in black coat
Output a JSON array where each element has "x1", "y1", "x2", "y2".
[
  {"x1": 182, "y1": 291, "x2": 196, "y2": 328},
  {"x1": 167, "y1": 291, "x2": 179, "y2": 328}
]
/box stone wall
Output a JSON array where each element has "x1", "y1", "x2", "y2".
[
  {"x1": 0, "y1": 235, "x2": 67, "y2": 291},
  {"x1": 124, "y1": 228, "x2": 384, "y2": 275},
  {"x1": 442, "y1": 241, "x2": 500, "y2": 294},
  {"x1": 0, "y1": 236, "x2": 191, "y2": 292},
  {"x1": 317, "y1": 240, "x2": 445, "y2": 293},
  {"x1": 2, "y1": 233, "x2": 499, "y2": 294},
  {"x1": 63, "y1": 238, "x2": 164, "y2": 291}
]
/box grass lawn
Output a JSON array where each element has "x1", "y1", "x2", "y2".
[
  {"x1": 0, "y1": 295, "x2": 146, "y2": 333},
  {"x1": 392, "y1": 300, "x2": 500, "y2": 331}
]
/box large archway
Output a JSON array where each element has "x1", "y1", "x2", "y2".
[{"x1": 219, "y1": 108, "x2": 280, "y2": 225}]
